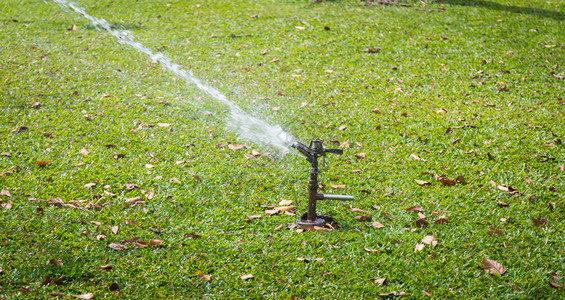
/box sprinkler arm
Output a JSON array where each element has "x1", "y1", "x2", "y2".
[{"x1": 291, "y1": 139, "x2": 354, "y2": 226}]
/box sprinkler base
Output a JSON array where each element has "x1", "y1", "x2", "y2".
[{"x1": 296, "y1": 217, "x2": 326, "y2": 228}]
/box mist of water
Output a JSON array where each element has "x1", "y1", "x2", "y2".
[{"x1": 53, "y1": 0, "x2": 295, "y2": 152}]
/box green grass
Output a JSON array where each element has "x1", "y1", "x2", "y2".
[{"x1": 1, "y1": 0, "x2": 564, "y2": 298}]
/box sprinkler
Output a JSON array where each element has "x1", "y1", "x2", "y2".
[{"x1": 290, "y1": 139, "x2": 354, "y2": 228}]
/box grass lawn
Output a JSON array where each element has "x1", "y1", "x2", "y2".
[{"x1": 1, "y1": 0, "x2": 564, "y2": 298}]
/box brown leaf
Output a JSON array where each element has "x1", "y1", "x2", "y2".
[
  {"x1": 71, "y1": 293, "x2": 94, "y2": 299},
  {"x1": 265, "y1": 209, "x2": 279, "y2": 215},
  {"x1": 560, "y1": 163, "x2": 565, "y2": 172},
  {"x1": 0, "y1": 189, "x2": 12, "y2": 198},
  {"x1": 437, "y1": 108, "x2": 447, "y2": 114},
  {"x1": 410, "y1": 154, "x2": 425, "y2": 161},
  {"x1": 10, "y1": 126, "x2": 28, "y2": 134},
  {"x1": 497, "y1": 201, "x2": 509, "y2": 207},
  {"x1": 53, "y1": 275, "x2": 66, "y2": 284},
  {"x1": 422, "y1": 235, "x2": 438, "y2": 246},
  {"x1": 436, "y1": 175, "x2": 456, "y2": 186},
  {"x1": 78, "y1": 148, "x2": 89, "y2": 156},
  {"x1": 197, "y1": 271, "x2": 212, "y2": 281},
  {"x1": 240, "y1": 274, "x2": 254, "y2": 280},
  {"x1": 482, "y1": 258, "x2": 506, "y2": 275},
  {"x1": 1, "y1": 152, "x2": 11, "y2": 157},
  {"x1": 351, "y1": 207, "x2": 369, "y2": 214},
  {"x1": 414, "y1": 244, "x2": 425, "y2": 252},
  {"x1": 378, "y1": 291, "x2": 406, "y2": 297},
  {"x1": 84, "y1": 183, "x2": 96, "y2": 189},
  {"x1": 372, "y1": 221, "x2": 385, "y2": 228},
  {"x1": 414, "y1": 179, "x2": 431, "y2": 186},
  {"x1": 414, "y1": 219, "x2": 429, "y2": 228},
  {"x1": 228, "y1": 144, "x2": 247, "y2": 151},
  {"x1": 68, "y1": 24, "x2": 78, "y2": 31},
  {"x1": 184, "y1": 233, "x2": 202, "y2": 239},
  {"x1": 532, "y1": 217, "x2": 547, "y2": 226},
  {"x1": 50, "y1": 292, "x2": 65, "y2": 297},
  {"x1": 355, "y1": 152, "x2": 366, "y2": 159},
  {"x1": 549, "y1": 281, "x2": 562, "y2": 289},
  {"x1": 374, "y1": 278, "x2": 387, "y2": 284},
  {"x1": 108, "y1": 243, "x2": 127, "y2": 251},
  {"x1": 109, "y1": 283, "x2": 120, "y2": 291},
  {"x1": 49, "y1": 258, "x2": 64, "y2": 267},
  {"x1": 274, "y1": 224, "x2": 284, "y2": 231},
  {"x1": 355, "y1": 215, "x2": 372, "y2": 222},
  {"x1": 456, "y1": 175, "x2": 468, "y2": 184},
  {"x1": 362, "y1": 48, "x2": 381, "y2": 54},
  {"x1": 406, "y1": 206, "x2": 424, "y2": 212},
  {"x1": 487, "y1": 230, "x2": 504, "y2": 237},
  {"x1": 110, "y1": 226, "x2": 119, "y2": 235},
  {"x1": 338, "y1": 125, "x2": 347, "y2": 131},
  {"x1": 363, "y1": 248, "x2": 380, "y2": 253},
  {"x1": 149, "y1": 239, "x2": 164, "y2": 247},
  {"x1": 423, "y1": 290, "x2": 432, "y2": 296},
  {"x1": 36, "y1": 160, "x2": 51, "y2": 167},
  {"x1": 98, "y1": 265, "x2": 113, "y2": 270},
  {"x1": 551, "y1": 273, "x2": 562, "y2": 280}
]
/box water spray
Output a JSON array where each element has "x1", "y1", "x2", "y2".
[{"x1": 289, "y1": 139, "x2": 354, "y2": 228}]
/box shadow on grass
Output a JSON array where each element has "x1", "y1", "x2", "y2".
[{"x1": 439, "y1": 0, "x2": 564, "y2": 21}]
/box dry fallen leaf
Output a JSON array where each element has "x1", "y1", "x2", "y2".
[
  {"x1": 410, "y1": 154, "x2": 426, "y2": 161},
  {"x1": 363, "y1": 248, "x2": 380, "y2": 253},
  {"x1": 414, "y1": 219, "x2": 429, "y2": 228},
  {"x1": 414, "y1": 244, "x2": 425, "y2": 252},
  {"x1": 108, "y1": 243, "x2": 127, "y2": 251},
  {"x1": 78, "y1": 148, "x2": 89, "y2": 156},
  {"x1": 351, "y1": 207, "x2": 369, "y2": 214},
  {"x1": 240, "y1": 274, "x2": 254, "y2": 280},
  {"x1": 149, "y1": 239, "x2": 164, "y2": 247},
  {"x1": 184, "y1": 233, "x2": 202, "y2": 238},
  {"x1": 374, "y1": 278, "x2": 387, "y2": 284},
  {"x1": 406, "y1": 206, "x2": 424, "y2": 212},
  {"x1": 228, "y1": 144, "x2": 247, "y2": 151},
  {"x1": 437, "y1": 108, "x2": 447, "y2": 114},
  {"x1": 482, "y1": 258, "x2": 506, "y2": 275},
  {"x1": 355, "y1": 153, "x2": 366, "y2": 159},
  {"x1": 436, "y1": 175, "x2": 456, "y2": 186},
  {"x1": 197, "y1": 271, "x2": 212, "y2": 281},
  {"x1": 549, "y1": 281, "x2": 563, "y2": 289},
  {"x1": 422, "y1": 235, "x2": 438, "y2": 246},
  {"x1": 338, "y1": 125, "x2": 347, "y2": 131},
  {"x1": 414, "y1": 179, "x2": 431, "y2": 186},
  {"x1": 378, "y1": 291, "x2": 406, "y2": 297},
  {"x1": 456, "y1": 175, "x2": 468, "y2": 184},
  {"x1": 355, "y1": 215, "x2": 372, "y2": 222},
  {"x1": 372, "y1": 221, "x2": 385, "y2": 228},
  {"x1": 279, "y1": 199, "x2": 292, "y2": 206},
  {"x1": 71, "y1": 293, "x2": 94, "y2": 299},
  {"x1": 0, "y1": 189, "x2": 12, "y2": 198},
  {"x1": 532, "y1": 217, "x2": 548, "y2": 226},
  {"x1": 111, "y1": 226, "x2": 119, "y2": 235},
  {"x1": 98, "y1": 265, "x2": 113, "y2": 270},
  {"x1": 109, "y1": 283, "x2": 120, "y2": 291},
  {"x1": 560, "y1": 163, "x2": 565, "y2": 172}
]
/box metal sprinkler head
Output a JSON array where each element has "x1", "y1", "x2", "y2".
[{"x1": 290, "y1": 139, "x2": 354, "y2": 228}]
